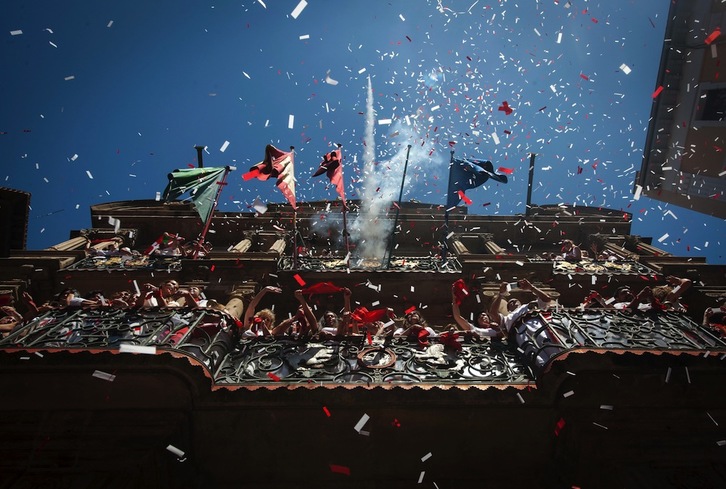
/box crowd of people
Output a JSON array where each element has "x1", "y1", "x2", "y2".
[{"x1": 2, "y1": 273, "x2": 722, "y2": 345}]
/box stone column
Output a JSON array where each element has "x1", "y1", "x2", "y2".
[
  {"x1": 269, "y1": 238, "x2": 287, "y2": 256},
  {"x1": 450, "y1": 239, "x2": 469, "y2": 255},
  {"x1": 45, "y1": 236, "x2": 89, "y2": 251},
  {"x1": 224, "y1": 284, "x2": 257, "y2": 320},
  {"x1": 230, "y1": 238, "x2": 252, "y2": 253}
]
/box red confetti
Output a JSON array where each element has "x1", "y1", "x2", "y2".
[
  {"x1": 457, "y1": 190, "x2": 472, "y2": 205},
  {"x1": 448, "y1": 141, "x2": 456, "y2": 147},
  {"x1": 554, "y1": 417, "x2": 566, "y2": 436},
  {"x1": 329, "y1": 464, "x2": 350, "y2": 476},
  {"x1": 503, "y1": 129, "x2": 511, "y2": 135},
  {"x1": 591, "y1": 17, "x2": 598, "y2": 24},
  {"x1": 404, "y1": 305, "x2": 417, "y2": 315},
  {"x1": 187, "y1": 163, "x2": 195, "y2": 168},
  {"x1": 580, "y1": 74, "x2": 589, "y2": 81},
  {"x1": 266, "y1": 372, "x2": 281, "y2": 381},
  {"x1": 705, "y1": 28, "x2": 721, "y2": 45},
  {"x1": 497, "y1": 167, "x2": 514, "y2": 174},
  {"x1": 498, "y1": 101, "x2": 513, "y2": 115},
  {"x1": 210, "y1": 265, "x2": 215, "y2": 272},
  {"x1": 392, "y1": 418, "x2": 401, "y2": 427},
  {"x1": 323, "y1": 406, "x2": 331, "y2": 417},
  {"x1": 652, "y1": 86, "x2": 664, "y2": 98},
  {"x1": 293, "y1": 274, "x2": 306, "y2": 286}
]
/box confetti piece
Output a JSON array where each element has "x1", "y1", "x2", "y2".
[
  {"x1": 323, "y1": 406, "x2": 331, "y2": 417},
  {"x1": 288, "y1": 114, "x2": 294, "y2": 129},
  {"x1": 267, "y1": 372, "x2": 281, "y2": 381},
  {"x1": 293, "y1": 274, "x2": 306, "y2": 286},
  {"x1": 119, "y1": 344, "x2": 156, "y2": 355},
  {"x1": 717, "y1": 440, "x2": 726, "y2": 447},
  {"x1": 107, "y1": 20, "x2": 114, "y2": 27},
  {"x1": 86, "y1": 170, "x2": 94, "y2": 179},
  {"x1": 421, "y1": 452, "x2": 432, "y2": 462},
  {"x1": 633, "y1": 184, "x2": 642, "y2": 200},
  {"x1": 516, "y1": 392, "x2": 525, "y2": 404},
  {"x1": 10, "y1": 30, "x2": 23, "y2": 36},
  {"x1": 707, "y1": 412, "x2": 718, "y2": 426},
  {"x1": 705, "y1": 28, "x2": 721, "y2": 45},
  {"x1": 593, "y1": 422, "x2": 608, "y2": 430},
  {"x1": 358, "y1": 67, "x2": 366, "y2": 74},
  {"x1": 418, "y1": 471, "x2": 425, "y2": 484},
  {"x1": 657, "y1": 233, "x2": 669, "y2": 243},
  {"x1": 220, "y1": 140, "x2": 230, "y2": 152},
  {"x1": 252, "y1": 197, "x2": 268, "y2": 214},
  {"x1": 299, "y1": 34, "x2": 309, "y2": 40},
  {"x1": 92, "y1": 370, "x2": 116, "y2": 382},
  {"x1": 166, "y1": 445, "x2": 185, "y2": 458},
  {"x1": 491, "y1": 132, "x2": 500, "y2": 145},
  {"x1": 70, "y1": 154, "x2": 79, "y2": 161},
  {"x1": 665, "y1": 366, "x2": 672, "y2": 383},
  {"x1": 600, "y1": 405, "x2": 614, "y2": 411},
  {"x1": 257, "y1": 0, "x2": 267, "y2": 8},
  {"x1": 685, "y1": 366, "x2": 691, "y2": 384},
  {"x1": 554, "y1": 417, "x2": 566, "y2": 436},
  {"x1": 652, "y1": 86, "x2": 664, "y2": 98},
  {"x1": 325, "y1": 71, "x2": 338, "y2": 85},
  {"x1": 330, "y1": 464, "x2": 350, "y2": 476},
  {"x1": 290, "y1": 0, "x2": 307, "y2": 19},
  {"x1": 556, "y1": 32, "x2": 562, "y2": 44},
  {"x1": 378, "y1": 118, "x2": 392, "y2": 125},
  {"x1": 497, "y1": 167, "x2": 514, "y2": 174},
  {"x1": 563, "y1": 390, "x2": 574, "y2": 398},
  {"x1": 64, "y1": 75, "x2": 75, "y2": 81},
  {"x1": 399, "y1": 14, "x2": 406, "y2": 21},
  {"x1": 619, "y1": 63, "x2": 632, "y2": 75},
  {"x1": 354, "y1": 413, "x2": 370, "y2": 433}
]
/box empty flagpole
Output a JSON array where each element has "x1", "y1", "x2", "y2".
[
  {"x1": 525, "y1": 152, "x2": 536, "y2": 216},
  {"x1": 193, "y1": 165, "x2": 232, "y2": 259},
  {"x1": 442, "y1": 150, "x2": 455, "y2": 262},
  {"x1": 385, "y1": 144, "x2": 412, "y2": 269}
]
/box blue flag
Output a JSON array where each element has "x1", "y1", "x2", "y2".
[{"x1": 446, "y1": 158, "x2": 508, "y2": 208}]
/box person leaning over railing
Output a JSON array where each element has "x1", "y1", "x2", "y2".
[{"x1": 450, "y1": 281, "x2": 503, "y2": 339}]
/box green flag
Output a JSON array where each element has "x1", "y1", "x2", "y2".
[{"x1": 162, "y1": 167, "x2": 227, "y2": 223}]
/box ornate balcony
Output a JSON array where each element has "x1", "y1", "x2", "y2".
[
  {"x1": 2, "y1": 307, "x2": 723, "y2": 389},
  {"x1": 63, "y1": 254, "x2": 183, "y2": 272}
]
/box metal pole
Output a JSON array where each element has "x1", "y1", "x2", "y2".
[
  {"x1": 385, "y1": 144, "x2": 412, "y2": 269},
  {"x1": 337, "y1": 144, "x2": 351, "y2": 263},
  {"x1": 195, "y1": 146, "x2": 205, "y2": 168},
  {"x1": 291, "y1": 146, "x2": 299, "y2": 270},
  {"x1": 442, "y1": 150, "x2": 455, "y2": 262},
  {"x1": 525, "y1": 152, "x2": 536, "y2": 216}
]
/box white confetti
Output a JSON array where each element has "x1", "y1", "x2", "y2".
[
  {"x1": 556, "y1": 32, "x2": 562, "y2": 44},
  {"x1": 166, "y1": 445, "x2": 185, "y2": 458},
  {"x1": 516, "y1": 392, "x2": 525, "y2": 404},
  {"x1": 257, "y1": 0, "x2": 267, "y2": 8},
  {"x1": 358, "y1": 67, "x2": 367, "y2": 74},
  {"x1": 491, "y1": 132, "x2": 500, "y2": 145},
  {"x1": 119, "y1": 344, "x2": 157, "y2": 355},
  {"x1": 378, "y1": 118, "x2": 392, "y2": 125},
  {"x1": 290, "y1": 0, "x2": 307, "y2": 19},
  {"x1": 242, "y1": 71, "x2": 251, "y2": 79},
  {"x1": 64, "y1": 75, "x2": 75, "y2": 81},
  {"x1": 220, "y1": 140, "x2": 230, "y2": 152},
  {"x1": 354, "y1": 413, "x2": 370, "y2": 433},
  {"x1": 288, "y1": 114, "x2": 294, "y2": 129},
  {"x1": 49, "y1": 41, "x2": 57, "y2": 48},
  {"x1": 92, "y1": 370, "x2": 116, "y2": 382},
  {"x1": 253, "y1": 197, "x2": 268, "y2": 214},
  {"x1": 633, "y1": 184, "x2": 642, "y2": 200},
  {"x1": 619, "y1": 63, "x2": 632, "y2": 75},
  {"x1": 86, "y1": 170, "x2": 94, "y2": 179},
  {"x1": 600, "y1": 404, "x2": 614, "y2": 410},
  {"x1": 418, "y1": 471, "x2": 425, "y2": 484},
  {"x1": 107, "y1": 20, "x2": 114, "y2": 28},
  {"x1": 421, "y1": 452, "x2": 432, "y2": 462},
  {"x1": 657, "y1": 233, "x2": 669, "y2": 243},
  {"x1": 592, "y1": 422, "x2": 608, "y2": 430},
  {"x1": 563, "y1": 390, "x2": 574, "y2": 398},
  {"x1": 299, "y1": 34, "x2": 309, "y2": 40},
  {"x1": 10, "y1": 30, "x2": 23, "y2": 36},
  {"x1": 70, "y1": 153, "x2": 79, "y2": 161}
]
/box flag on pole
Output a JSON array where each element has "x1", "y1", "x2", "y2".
[
  {"x1": 244, "y1": 145, "x2": 297, "y2": 209},
  {"x1": 162, "y1": 167, "x2": 227, "y2": 223},
  {"x1": 446, "y1": 158, "x2": 508, "y2": 208},
  {"x1": 313, "y1": 148, "x2": 346, "y2": 204}
]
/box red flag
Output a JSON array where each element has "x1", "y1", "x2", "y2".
[
  {"x1": 245, "y1": 145, "x2": 297, "y2": 209},
  {"x1": 313, "y1": 148, "x2": 346, "y2": 204}
]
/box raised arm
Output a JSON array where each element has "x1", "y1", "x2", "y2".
[
  {"x1": 294, "y1": 289, "x2": 318, "y2": 335},
  {"x1": 243, "y1": 286, "x2": 281, "y2": 327},
  {"x1": 489, "y1": 282, "x2": 508, "y2": 323},
  {"x1": 519, "y1": 279, "x2": 553, "y2": 305},
  {"x1": 451, "y1": 286, "x2": 473, "y2": 331},
  {"x1": 665, "y1": 275, "x2": 691, "y2": 303}
]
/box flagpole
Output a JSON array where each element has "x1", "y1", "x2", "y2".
[
  {"x1": 385, "y1": 144, "x2": 412, "y2": 269},
  {"x1": 290, "y1": 146, "x2": 299, "y2": 270},
  {"x1": 337, "y1": 143, "x2": 351, "y2": 263},
  {"x1": 442, "y1": 150, "x2": 455, "y2": 262},
  {"x1": 525, "y1": 152, "x2": 536, "y2": 216},
  {"x1": 193, "y1": 166, "x2": 232, "y2": 259}
]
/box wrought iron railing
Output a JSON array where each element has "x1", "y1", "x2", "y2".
[
  {"x1": 552, "y1": 259, "x2": 653, "y2": 276},
  {"x1": 279, "y1": 255, "x2": 462, "y2": 272},
  {"x1": 63, "y1": 254, "x2": 183, "y2": 272},
  {"x1": 1, "y1": 307, "x2": 723, "y2": 386}
]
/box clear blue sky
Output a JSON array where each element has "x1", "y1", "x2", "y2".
[{"x1": 2, "y1": 0, "x2": 724, "y2": 263}]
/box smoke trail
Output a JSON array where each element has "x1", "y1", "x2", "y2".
[{"x1": 350, "y1": 76, "x2": 444, "y2": 262}]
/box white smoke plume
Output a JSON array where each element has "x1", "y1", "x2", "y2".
[{"x1": 350, "y1": 76, "x2": 444, "y2": 263}]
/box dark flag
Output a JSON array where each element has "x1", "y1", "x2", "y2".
[
  {"x1": 446, "y1": 158, "x2": 508, "y2": 208},
  {"x1": 243, "y1": 145, "x2": 297, "y2": 209},
  {"x1": 313, "y1": 148, "x2": 346, "y2": 204}
]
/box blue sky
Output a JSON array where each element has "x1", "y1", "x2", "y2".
[{"x1": 2, "y1": 0, "x2": 724, "y2": 263}]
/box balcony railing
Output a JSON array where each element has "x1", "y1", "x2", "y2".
[
  {"x1": 552, "y1": 259, "x2": 653, "y2": 276},
  {"x1": 63, "y1": 254, "x2": 183, "y2": 272},
  {"x1": 1, "y1": 307, "x2": 723, "y2": 387}
]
